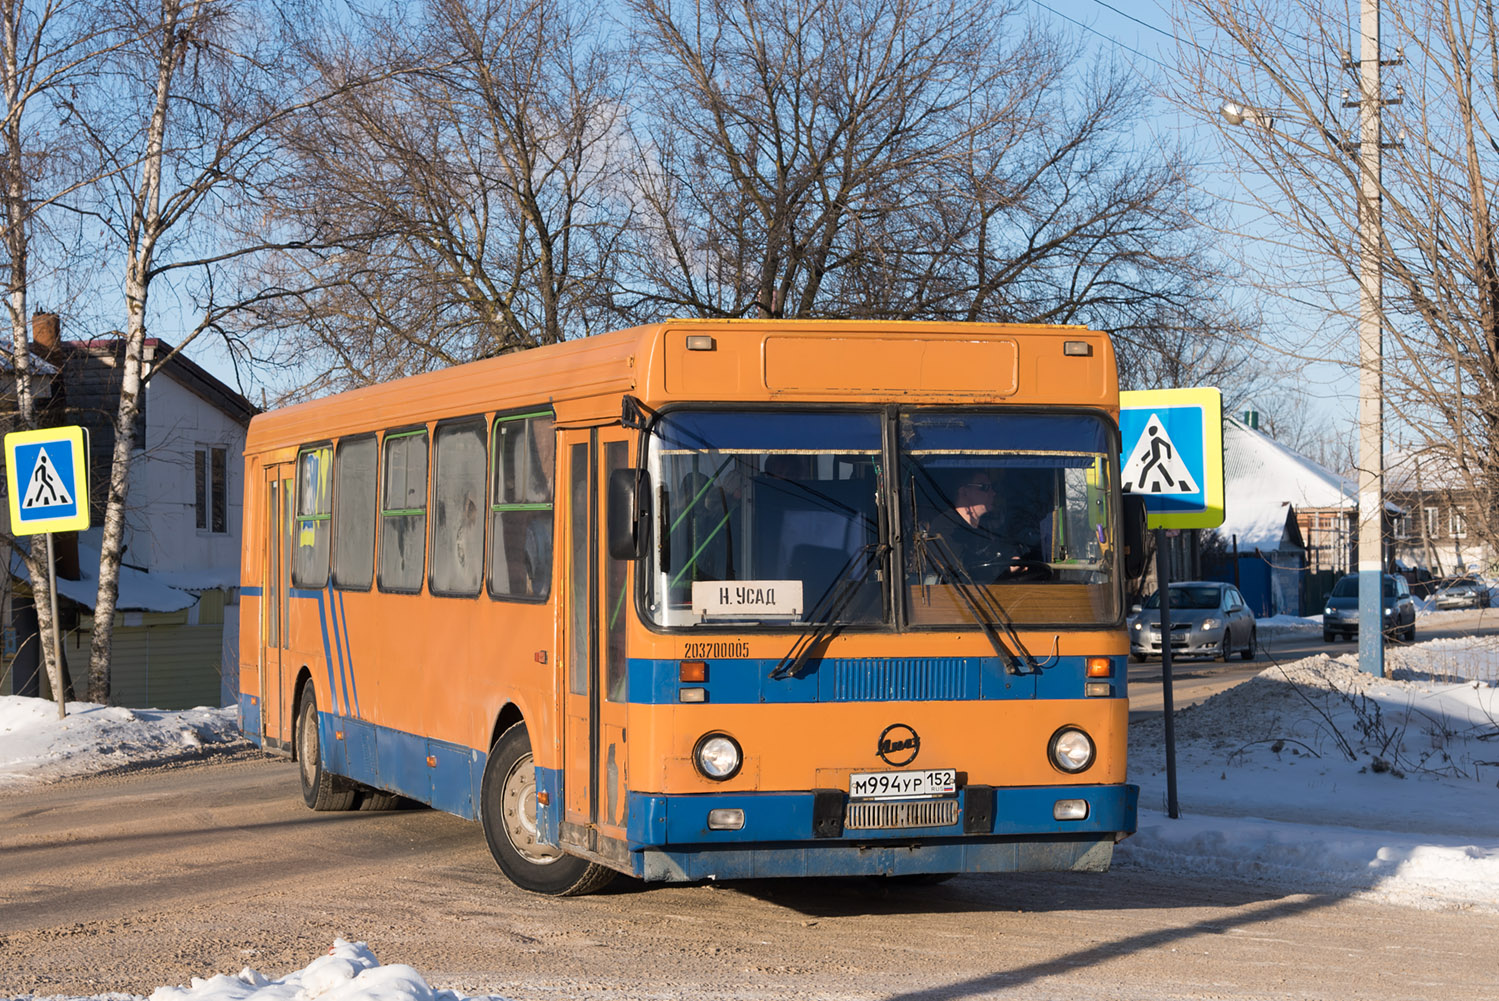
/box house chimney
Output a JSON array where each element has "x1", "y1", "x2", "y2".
[{"x1": 32, "y1": 312, "x2": 60, "y2": 356}]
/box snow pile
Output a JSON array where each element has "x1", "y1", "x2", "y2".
[
  {"x1": 1122, "y1": 656, "x2": 1499, "y2": 911},
  {"x1": 149, "y1": 940, "x2": 508, "y2": 1001},
  {"x1": 0, "y1": 697, "x2": 247, "y2": 789}
]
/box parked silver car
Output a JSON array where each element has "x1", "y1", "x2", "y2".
[
  {"x1": 1432, "y1": 575, "x2": 1491, "y2": 610},
  {"x1": 1129, "y1": 581, "x2": 1257, "y2": 662},
  {"x1": 1322, "y1": 572, "x2": 1415, "y2": 642}
]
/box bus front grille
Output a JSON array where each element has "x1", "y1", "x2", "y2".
[{"x1": 845, "y1": 798, "x2": 960, "y2": 830}]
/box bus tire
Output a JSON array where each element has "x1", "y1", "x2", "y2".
[
  {"x1": 480, "y1": 723, "x2": 615, "y2": 896},
  {"x1": 297, "y1": 681, "x2": 359, "y2": 812}
]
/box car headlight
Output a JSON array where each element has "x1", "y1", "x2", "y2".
[
  {"x1": 1325, "y1": 606, "x2": 1334, "y2": 616},
  {"x1": 693, "y1": 733, "x2": 742, "y2": 780},
  {"x1": 1201, "y1": 617, "x2": 1221, "y2": 630},
  {"x1": 1132, "y1": 621, "x2": 1143, "y2": 631},
  {"x1": 1049, "y1": 727, "x2": 1095, "y2": 774},
  {"x1": 1383, "y1": 607, "x2": 1393, "y2": 616}
]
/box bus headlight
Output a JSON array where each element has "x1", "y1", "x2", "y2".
[
  {"x1": 694, "y1": 733, "x2": 743, "y2": 780},
  {"x1": 1049, "y1": 727, "x2": 1095, "y2": 774}
]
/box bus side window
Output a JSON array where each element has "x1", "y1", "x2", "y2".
[
  {"x1": 430, "y1": 418, "x2": 486, "y2": 597},
  {"x1": 380, "y1": 428, "x2": 429, "y2": 593},
  {"x1": 489, "y1": 412, "x2": 555, "y2": 600},
  {"x1": 292, "y1": 445, "x2": 331, "y2": 588},
  {"x1": 332, "y1": 435, "x2": 377, "y2": 589}
]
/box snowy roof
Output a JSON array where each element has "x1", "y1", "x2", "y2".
[
  {"x1": 11, "y1": 545, "x2": 202, "y2": 614},
  {"x1": 1219, "y1": 416, "x2": 1356, "y2": 550}
]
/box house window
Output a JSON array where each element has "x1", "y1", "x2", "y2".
[
  {"x1": 195, "y1": 445, "x2": 228, "y2": 533},
  {"x1": 1450, "y1": 507, "x2": 1468, "y2": 539},
  {"x1": 1424, "y1": 506, "x2": 1440, "y2": 538},
  {"x1": 1393, "y1": 513, "x2": 1411, "y2": 539}
]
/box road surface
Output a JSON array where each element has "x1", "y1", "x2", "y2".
[{"x1": 3, "y1": 752, "x2": 1496, "y2": 1000}]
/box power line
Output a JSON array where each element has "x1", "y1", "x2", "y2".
[{"x1": 1026, "y1": 0, "x2": 1171, "y2": 73}]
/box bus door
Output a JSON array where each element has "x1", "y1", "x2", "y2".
[
  {"x1": 259, "y1": 462, "x2": 294, "y2": 748},
  {"x1": 559, "y1": 427, "x2": 634, "y2": 852}
]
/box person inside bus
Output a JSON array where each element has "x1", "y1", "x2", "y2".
[{"x1": 932, "y1": 472, "x2": 1047, "y2": 582}]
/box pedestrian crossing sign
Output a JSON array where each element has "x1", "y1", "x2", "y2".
[
  {"x1": 5, "y1": 425, "x2": 89, "y2": 534},
  {"x1": 1119, "y1": 388, "x2": 1223, "y2": 529}
]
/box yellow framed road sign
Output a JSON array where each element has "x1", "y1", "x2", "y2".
[
  {"x1": 5, "y1": 425, "x2": 90, "y2": 534},
  {"x1": 1119, "y1": 387, "x2": 1224, "y2": 530}
]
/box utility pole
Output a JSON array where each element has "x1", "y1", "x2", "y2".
[{"x1": 1353, "y1": 0, "x2": 1391, "y2": 677}]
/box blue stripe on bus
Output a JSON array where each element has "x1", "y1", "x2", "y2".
[
  {"x1": 626, "y1": 655, "x2": 1125, "y2": 705},
  {"x1": 272, "y1": 704, "x2": 1136, "y2": 875}
]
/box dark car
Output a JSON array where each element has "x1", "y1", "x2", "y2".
[
  {"x1": 1432, "y1": 575, "x2": 1491, "y2": 610},
  {"x1": 1322, "y1": 573, "x2": 1415, "y2": 642},
  {"x1": 1129, "y1": 581, "x2": 1257, "y2": 662}
]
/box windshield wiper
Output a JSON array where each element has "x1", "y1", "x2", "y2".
[
  {"x1": 770, "y1": 542, "x2": 889, "y2": 681},
  {"x1": 910, "y1": 529, "x2": 1040, "y2": 675}
]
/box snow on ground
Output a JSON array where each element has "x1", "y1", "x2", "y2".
[{"x1": 3, "y1": 633, "x2": 1498, "y2": 1000}]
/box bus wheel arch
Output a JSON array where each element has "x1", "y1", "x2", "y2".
[
  {"x1": 479, "y1": 721, "x2": 615, "y2": 896},
  {"x1": 290, "y1": 667, "x2": 315, "y2": 763}
]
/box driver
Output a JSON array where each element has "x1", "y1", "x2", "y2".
[{"x1": 936, "y1": 473, "x2": 1045, "y2": 581}]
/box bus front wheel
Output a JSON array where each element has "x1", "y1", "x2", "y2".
[
  {"x1": 480, "y1": 723, "x2": 615, "y2": 896},
  {"x1": 297, "y1": 681, "x2": 359, "y2": 811}
]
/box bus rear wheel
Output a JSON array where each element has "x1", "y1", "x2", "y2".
[
  {"x1": 480, "y1": 723, "x2": 615, "y2": 896},
  {"x1": 297, "y1": 681, "x2": 359, "y2": 811}
]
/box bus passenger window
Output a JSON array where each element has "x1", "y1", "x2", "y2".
[
  {"x1": 292, "y1": 446, "x2": 331, "y2": 588},
  {"x1": 430, "y1": 419, "x2": 486, "y2": 597},
  {"x1": 332, "y1": 435, "x2": 377, "y2": 589},
  {"x1": 380, "y1": 429, "x2": 429, "y2": 593},
  {"x1": 489, "y1": 413, "x2": 555, "y2": 600}
]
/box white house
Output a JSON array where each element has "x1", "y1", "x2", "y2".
[{"x1": 2, "y1": 315, "x2": 255, "y2": 708}]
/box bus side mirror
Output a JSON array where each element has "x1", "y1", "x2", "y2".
[
  {"x1": 607, "y1": 467, "x2": 651, "y2": 560},
  {"x1": 1122, "y1": 494, "x2": 1147, "y2": 579}
]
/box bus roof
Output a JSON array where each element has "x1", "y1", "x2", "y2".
[{"x1": 245, "y1": 320, "x2": 1117, "y2": 454}]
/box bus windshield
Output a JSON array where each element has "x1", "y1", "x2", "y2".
[
  {"x1": 642, "y1": 408, "x2": 1120, "y2": 629},
  {"x1": 899, "y1": 410, "x2": 1119, "y2": 627},
  {"x1": 644, "y1": 410, "x2": 885, "y2": 629}
]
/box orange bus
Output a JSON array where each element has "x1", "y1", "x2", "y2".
[{"x1": 239, "y1": 320, "x2": 1145, "y2": 894}]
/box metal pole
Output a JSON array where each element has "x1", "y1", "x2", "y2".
[
  {"x1": 1155, "y1": 527, "x2": 1179, "y2": 819},
  {"x1": 1356, "y1": 0, "x2": 1385, "y2": 677},
  {"x1": 45, "y1": 531, "x2": 65, "y2": 719}
]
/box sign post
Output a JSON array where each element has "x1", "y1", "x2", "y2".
[
  {"x1": 1120, "y1": 389, "x2": 1224, "y2": 819},
  {"x1": 4, "y1": 426, "x2": 89, "y2": 719}
]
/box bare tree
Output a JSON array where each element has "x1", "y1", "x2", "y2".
[
  {"x1": 0, "y1": 0, "x2": 125, "y2": 709},
  {"x1": 252, "y1": 0, "x2": 633, "y2": 395},
  {"x1": 60, "y1": 0, "x2": 369, "y2": 701},
  {"x1": 1172, "y1": 0, "x2": 1499, "y2": 564},
  {"x1": 617, "y1": 0, "x2": 1249, "y2": 376}
]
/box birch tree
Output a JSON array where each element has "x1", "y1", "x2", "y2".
[
  {"x1": 0, "y1": 0, "x2": 121, "y2": 709},
  {"x1": 69, "y1": 0, "x2": 364, "y2": 701}
]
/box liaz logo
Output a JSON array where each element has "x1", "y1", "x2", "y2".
[{"x1": 876, "y1": 723, "x2": 920, "y2": 766}]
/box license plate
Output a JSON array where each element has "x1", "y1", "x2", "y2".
[{"x1": 849, "y1": 768, "x2": 957, "y2": 799}]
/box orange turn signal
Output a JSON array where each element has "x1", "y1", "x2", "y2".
[
  {"x1": 680, "y1": 660, "x2": 708, "y2": 683},
  {"x1": 1085, "y1": 657, "x2": 1113, "y2": 678}
]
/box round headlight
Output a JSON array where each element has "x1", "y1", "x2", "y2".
[
  {"x1": 1049, "y1": 727, "x2": 1095, "y2": 774},
  {"x1": 1324, "y1": 606, "x2": 1334, "y2": 616},
  {"x1": 694, "y1": 733, "x2": 742, "y2": 780},
  {"x1": 1201, "y1": 617, "x2": 1221, "y2": 630}
]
